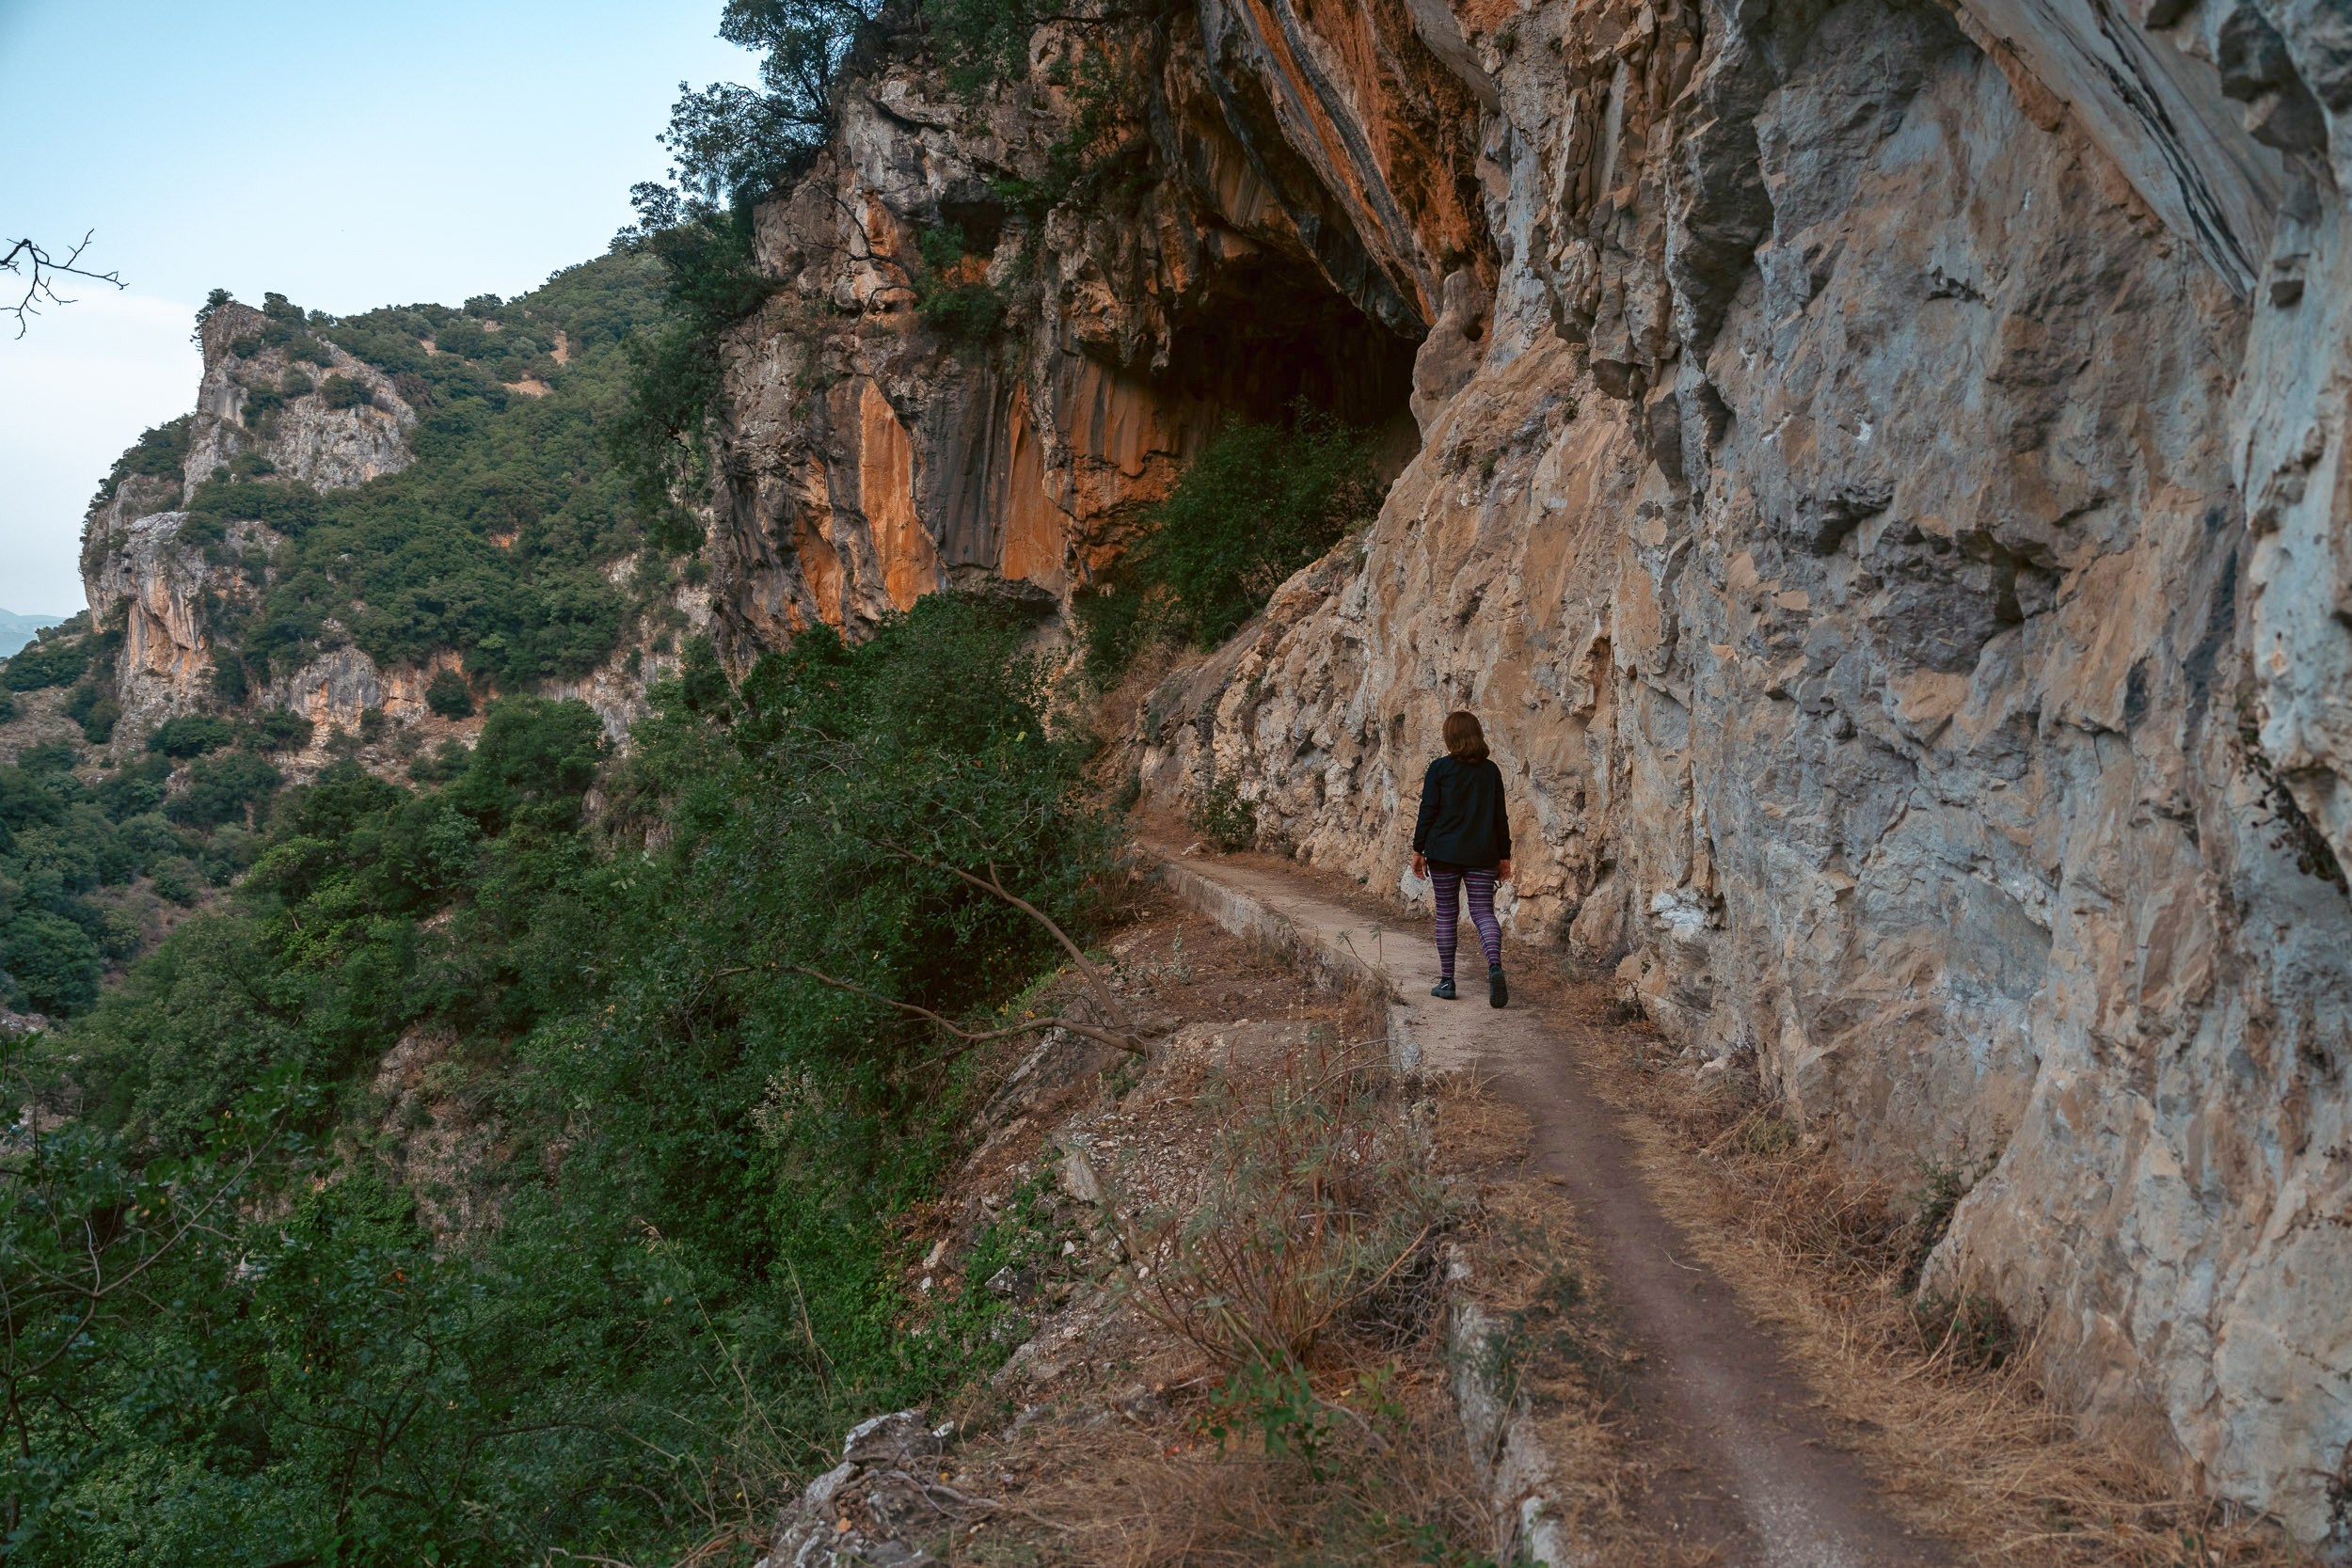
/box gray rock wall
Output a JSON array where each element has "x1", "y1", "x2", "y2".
[{"x1": 1130, "y1": 0, "x2": 2352, "y2": 1542}]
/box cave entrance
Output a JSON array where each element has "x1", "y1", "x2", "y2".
[{"x1": 1159, "y1": 245, "x2": 1422, "y2": 467}]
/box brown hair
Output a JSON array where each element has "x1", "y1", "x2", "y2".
[{"x1": 1441, "y1": 710, "x2": 1488, "y2": 763}]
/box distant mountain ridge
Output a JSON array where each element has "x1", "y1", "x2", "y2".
[{"x1": 0, "y1": 610, "x2": 67, "y2": 659}]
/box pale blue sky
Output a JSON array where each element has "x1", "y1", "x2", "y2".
[{"x1": 0, "y1": 0, "x2": 755, "y2": 615}]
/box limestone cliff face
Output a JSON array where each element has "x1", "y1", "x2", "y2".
[
  {"x1": 706, "y1": 0, "x2": 2352, "y2": 1542},
  {"x1": 79, "y1": 302, "x2": 423, "y2": 746},
  {"x1": 693, "y1": 9, "x2": 1471, "y2": 657},
  {"x1": 76, "y1": 305, "x2": 699, "y2": 753},
  {"x1": 179, "y1": 302, "x2": 419, "y2": 496}
]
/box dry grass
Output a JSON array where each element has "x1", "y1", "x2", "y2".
[
  {"x1": 897, "y1": 908, "x2": 1520, "y2": 1567},
  {"x1": 1588, "y1": 1009, "x2": 2310, "y2": 1568},
  {"x1": 956, "y1": 1365, "x2": 1499, "y2": 1567}
]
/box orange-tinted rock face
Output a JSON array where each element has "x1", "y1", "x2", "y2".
[
  {"x1": 856, "y1": 380, "x2": 941, "y2": 612},
  {"x1": 694, "y1": 2, "x2": 1467, "y2": 659}
]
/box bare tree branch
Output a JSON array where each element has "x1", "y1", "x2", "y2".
[
  {"x1": 1, "y1": 231, "x2": 124, "y2": 339},
  {"x1": 875, "y1": 840, "x2": 1140, "y2": 1041},
  {"x1": 782, "y1": 963, "x2": 1146, "y2": 1057}
]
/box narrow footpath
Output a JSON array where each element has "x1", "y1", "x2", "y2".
[{"x1": 1155, "y1": 847, "x2": 1950, "y2": 1568}]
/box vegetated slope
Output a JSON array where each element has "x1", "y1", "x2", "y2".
[
  {"x1": 0, "y1": 253, "x2": 712, "y2": 1022},
  {"x1": 4, "y1": 593, "x2": 1118, "y2": 1562},
  {"x1": 77, "y1": 250, "x2": 694, "y2": 757}
]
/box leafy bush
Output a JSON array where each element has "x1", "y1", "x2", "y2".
[
  {"x1": 147, "y1": 715, "x2": 236, "y2": 758},
  {"x1": 913, "y1": 224, "x2": 1009, "y2": 348},
  {"x1": 2, "y1": 633, "x2": 92, "y2": 691},
  {"x1": 150, "y1": 856, "x2": 203, "y2": 907},
  {"x1": 1189, "y1": 775, "x2": 1258, "y2": 852},
  {"x1": 924, "y1": 0, "x2": 1051, "y2": 95},
  {"x1": 238, "y1": 378, "x2": 285, "y2": 428},
  {"x1": 318, "y1": 372, "x2": 375, "y2": 410},
  {"x1": 0, "y1": 909, "x2": 103, "y2": 1014},
  {"x1": 425, "y1": 668, "x2": 475, "y2": 719},
  {"x1": 65, "y1": 686, "x2": 119, "y2": 745},
  {"x1": 163, "y1": 752, "x2": 280, "y2": 831},
  {"x1": 433, "y1": 317, "x2": 492, "y2": 357},
  {"x1": 406, "y1": 736, "x2": 472, "y2": 784},
  {"x1": 1078, "y1": 406, "x2": 1382, "y2": 678},
  {"x1": 245, "y1": 707, "x2": 314, "y2": 752},
  {"x1": 87, "y1": 414, "x2": 192, "y2": 510},
  {"x1": 611, "y1": 209, "x2": 777, "y2": 551}
]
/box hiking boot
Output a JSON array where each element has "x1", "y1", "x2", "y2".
[
  {"x1": 1431, "y1": 977, "x2": 1457, "y2": 1000},
  {"x1": 1488, "y1": 966, "x2": 1508, "y2": 1008}
]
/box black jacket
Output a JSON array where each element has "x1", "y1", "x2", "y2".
[{"x1": 1412, "y1": 755, "x2": 1512, "y2": 868}]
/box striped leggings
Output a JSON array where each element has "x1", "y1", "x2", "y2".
[{"x1": 1431, "y1": 865, "x2": 1502, "y2": 979}]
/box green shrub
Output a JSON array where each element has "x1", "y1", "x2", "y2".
[
  {"x1": 1188, "y1": 775, "x2": 1257, "y2": 852},
  {"x1": 611, "y1": 209, "x2": 776, "y2": 551},
  {"x1": 1078, "y1": 406, "x2": 1383, "y2": 680},
  {"x1": 147, "y1": 715, "x2": 235, "y2": 759},
  {"x1": 150, "y1": 857, "x2": 203, "y2": 907},
  {"x1": 245, "y1": 707, "x2": 313, "y2": 752},
  {"x1": 1140, "y1": 408, "x2": 1379, "y2": 649},
  {"x1": 924, "y1": 0, "x2": 1050, "y2": 95},
  {"x1": 425, "y1": 668, "x2": 475, "y2": 719},
  {"x1": 318, "y1": 372, "x2": 374, "y2": 410},
  {"x1": 65, "y1": 686, "x2": 119, "y2": 745},
  {"x1": 17, "y1": 741, "x2": 74, "y2": 775},
  {"x1": 2, "y1": 635, "x2": 92, "y2": 691},
  {"x1": 406, "y1": 736, "x2": 471, "y2": 784},
  {"x1": 1, "y1": 909, "x2": 103, "y2": 1014},
  {"x1": 228, "y1": 333, "x2": 261, "y2": 357},
  {"x1": 94, "y1": 757, "x2": 170, "y2": 821},
  {"x1": 87, "y1": 415, "x2": 193, "y2": 510},
  {"x1": 163, "y1": 751, "x2": 280, "y2": 831},
  {"x1": 238, "y1": 379, "x2": 285, "y2": 428},
  {"x1": 913, "y1": 224, "x2": 1009, "y2": 348}
]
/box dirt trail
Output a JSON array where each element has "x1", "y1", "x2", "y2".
[{"x1": 1157, "y1": 850, "x2": 1949, "y2": 1568}]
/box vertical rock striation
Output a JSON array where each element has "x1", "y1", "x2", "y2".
[
  {"x1": 1117, "y1": 0, "x2": 2352, "y2": 1541},
  {"x1": 702, "y1": 0, "x2": 2352, "y2": 1542},
  {"x1": 79, "y1": 302, "x2": 421, "y2": 744}
]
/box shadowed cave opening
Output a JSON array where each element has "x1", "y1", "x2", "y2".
[{"x1": 1160, "y1": 246, "x2": 1422, "y2": 442}]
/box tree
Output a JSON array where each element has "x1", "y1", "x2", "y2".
[
  {"x1": 632, "y1": 0, "x2": 890, "y2": 231},
  {"x1": 1, "y1": 231, "x2": 122, "y2": 338},
  {"x1": 0, "y1": 1058, "x2": 291, "y2": 1548}
]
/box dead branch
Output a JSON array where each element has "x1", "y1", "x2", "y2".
[
  {"x1": 783, "y1": 963, "x2": 1145, "y2": 1058},
  {"x1": 2, "y1": 231, "x2": 123, "y2": 338},
  {"x1": 875, "y1": 840, "x2": 1140, "y2": 1040}
]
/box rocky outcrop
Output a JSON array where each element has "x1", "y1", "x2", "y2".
[
  {"x1": 77, "y1": 302, "x2": 421, "y2": 745},
  {"x1": 694, "y1": 14, "x2": 1447, "y2": 660},
  {"x1": 180, "y1": 301, "x2": 418, "y2": 496},
  {"x1": 691, "y1": 0, "x2": 2352, "y2": 1544},
  {"x1": 74, "y1": 302, "x2": 697, "y2": 752}
]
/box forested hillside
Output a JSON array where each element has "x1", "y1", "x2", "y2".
[{"x1": 2, "y1": 594, "x2": 1107, "y2": 1561}]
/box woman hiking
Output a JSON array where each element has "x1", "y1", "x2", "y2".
[{"x1": 1410, "y1": 710, "x2": 1513, "y2": 1007}]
